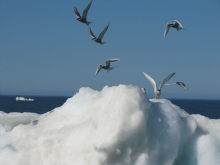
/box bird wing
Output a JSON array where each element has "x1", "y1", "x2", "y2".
[
  {"x1": 97, "y1": 22, "x2": 109, "y2": 40},
  {"x1": 164, "y1": 23, "x2": 170, "y2": 39},
  {"x1": 82, "y1": 0, "x2": 93, "y2": 20},
  {"x1": 159, "y1": 72, "x2": 176, "y2": 90},
  {"x1": 164, "y1": 82, "x2": 188, "y2": 90},
  {"x1": 179, "y1": 82, "x2": 188, "y2": 90},
  {"x1": 141, "y1": 72, "x2": 157, "y2": 94},
  {"x1": 74, "y1": 7, "x2": 81, "y2": 18},
  {"x1": 105, "y1": 59, "x2": 120, "y2": 67},
  {"x1": 174, "y1": 20, "x2": 183, "y2": 28},
  {"x1": 95, "y1": 64, "x2": 102, "y2": 75},
  {"x1": 163, "y1": 83, "x2": 176, "y2": 86},
  {"x1": 88, "y1": 27, "x2": 96, "y2": 39}
]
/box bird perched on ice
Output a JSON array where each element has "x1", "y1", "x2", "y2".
[
  {"x1": 95, "y1": 59, "x2": 120, "y2": 75},
  {"x1": 141, "y1": 72, "x2": 176, "y2": 99},
  {"x1": 164, "y1": 82, "x2": 188, "y2": 90},
  {"x1": 89, "y1": 22, "x2": 109, "y2": 45},
  {"x1": 74, "y1": 0, "x2": 93, "y2": 26},
  {"x1": 164, "y1": 20, "x2": 184, "y2": 39}
]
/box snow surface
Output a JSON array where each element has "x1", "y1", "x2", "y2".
[
  {"x1": 0, "y1": 85, "x2": 220, "y2": 165},
  {"x1": 0, "y1": 111, "x2": 47, "y2": 135}
]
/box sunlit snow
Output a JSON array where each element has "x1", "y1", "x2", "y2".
[{"x1": 0, "y1": 85, "x2": 220, "y2": 165}]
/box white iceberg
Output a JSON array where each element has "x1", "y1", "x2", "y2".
[
  {"x1": 16, "y1": 97, "x2": 34, "y2": 101},
  {"x1": 16, "y1": 97, "x2": 26, "y2": 101},
  {"x1": 0, "y1": 85, "x2": 219, "y2": 165}
]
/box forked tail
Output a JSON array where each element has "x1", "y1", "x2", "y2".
[
  {"x1": 86, "y1": 21, "x2": 93, "y2": 26},
  {"x1": 107, "y1": 67, "x2": 115, "y2": 73},
  {"x1": 100, "y1": 42, "x2": 108, "y2": 45}
]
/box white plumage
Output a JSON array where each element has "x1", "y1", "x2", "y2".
[
  {"x1": 141, "y1": 72, "x2": 176, "y2": 99},
  {"x1": 164, "y1": 20, "x2": 184, "y2": 39},
  {"x1": 95, "y1": 59, "x2": 120, "y2": 75}
]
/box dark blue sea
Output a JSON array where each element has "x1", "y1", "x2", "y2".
[{"x1": 0, "y1": 96, "x2": 219, "y2": 119}]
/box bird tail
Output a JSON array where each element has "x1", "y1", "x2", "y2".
[
  {"x1": 107, "y1": 67, "x2": 115, "y2": 73},
  {"x1": 86, "y1": 21, "x2": 93, "y2": 26},
  {"x1": 100, "y1": 42, "x2": 108, "y2": 45},
  {"x1": 177, "y1": 27, "x2": 186, "y2": 31}
]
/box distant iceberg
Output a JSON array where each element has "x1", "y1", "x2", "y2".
[
  {"x1": 16, "y1": 97, "x2": 34, "y2": 101},
  {"x1": 0, "y1": 85, "x2": 219, "y2": 165}
]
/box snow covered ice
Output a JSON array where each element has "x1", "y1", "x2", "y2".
[
  {"x1": 0, "y1": 111, "x2": 44, "y2": 135},
  {"x1": 0, "y1": 85, "x2": 220, "y2": 165}
]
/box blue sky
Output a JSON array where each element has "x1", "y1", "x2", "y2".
[{"x1": 0, "y1": 0, "x2": 220, "y2": 99}]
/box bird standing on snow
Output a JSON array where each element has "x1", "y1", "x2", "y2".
[
  {"x1": 164, "y1": 82, "x2": 188, "y2": 90},
  {"x1": 141, "y1": 72, "x2": 176, "y2": 99},
  {"x1": 89, "y1": 22, "x2": 109, "y2": 45},
  {"x1": 95, "y1": 59, "x2": 120, "y2": 75},
  {"x1": 74, "y1": 0, "x2": 93, "y2": 26},
  {"x1": 164, "y1": 20, "x2": 184, "y2": 39}
]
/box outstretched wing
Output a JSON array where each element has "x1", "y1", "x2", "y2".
[
  {"x1": 105, "y1": 59, "x2": 120, "y2": 67},
  {"x1": 159, "y1": 72, "x2": 176, "y2": 90},
  {"x1": 74, "y1": 7, "x2": 81, "y2": 18},
  {"x1": 141, "y1": 72, "x2": 157, "y2": 94},
  {"x1": 164, "y1": 82, "x2": 188, "y2": 90},
  {"x1": 164, "y1": 23, "x2": 170, "y2": 39},
  {"x1": 82, "y1": 0, "x2": 93, "y2": 20},
  {"x1": 97, "y1": 22, "x2": 109, "y2": 40},
  {"x1": 178, "y1": 82, "x2": 188, "y2": 90},
  {"x1": 95, "y1": 64, "x2": 102, "y2": 75},
  {"x1": 100, "y1": 42, "x2": 108, "y2": 45},
  {"x1": 88, "y1": 27, "x2": 96, "y2": 39},
  {"x1": 180, "y1": 85, "x2": 188, "y2": 90},
  {"x1": 163, "y1": 83, "x2": 176, "y2": 86},
  {"x1": 174, "y1": 20, "x2": 183, "y2": 28}
]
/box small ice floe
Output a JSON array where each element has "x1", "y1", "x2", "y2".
[{"x1": 15, "y1": 97, "x2": 34, "y2": 101}]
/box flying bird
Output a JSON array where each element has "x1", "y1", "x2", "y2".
[
  {"x1": 89, "y1": 22, "x2": 109, "y2": 45},
  {"x1": 95, "y1": 59, "x2": 120, "y2": 75},
  {"x1": 164, "y1": 82, "x2": 188, "y2": 90},
  {"x1": 74, "y1": 0, "x2": 93, "y2": 26},
  {"x1": 164, "y1": 20, "x2": 184, "y2": 39},
  {"x1": 141, "y1": 72, "x2": 176, "y2": 99}
]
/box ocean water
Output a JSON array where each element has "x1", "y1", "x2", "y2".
[
  {"x1": 0, "y1": 95, "x2": 219, "y2": 119},
  {"x1": 0, "y1": 96, "x2": 67, "y2": 114}
]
